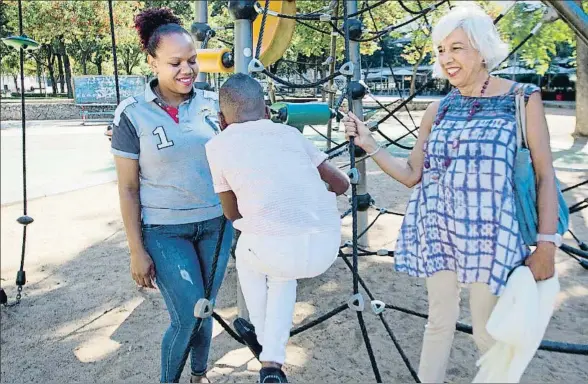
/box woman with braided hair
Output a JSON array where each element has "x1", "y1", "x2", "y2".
[{"x1": 111, "y1": 8, "x2": 233, "y2": 383}]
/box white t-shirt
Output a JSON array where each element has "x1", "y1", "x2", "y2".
[{"x1": 205, "y1": 119, "x2": 341, "y2": 236}]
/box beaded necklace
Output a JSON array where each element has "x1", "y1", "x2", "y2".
[
  {"x1": 424, "y1": 76, "x2": 491, "y2": 172},
  {"x1": 434, "y1": 76, "x2": 491, "y2": 126}
]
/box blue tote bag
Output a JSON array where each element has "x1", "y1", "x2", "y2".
[{"x1": 513, "y1": 84, "x2": 569, "y2": 246}]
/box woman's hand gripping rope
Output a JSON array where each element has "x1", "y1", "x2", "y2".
[{"x1": 342, "y1": 112, "x2": 379, "y2": 154}]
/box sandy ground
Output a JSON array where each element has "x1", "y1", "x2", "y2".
[{"x1": 1, "y1": 109, "x2": 587, "y2": 383}]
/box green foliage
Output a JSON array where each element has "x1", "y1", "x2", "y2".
[
  {"x1": 501, "y1": 2, "x2": 576, "y2": 74},
  {"x1": 0, "y1": 0, "x2": 19, "y2": 80},
  {"x1": 144, "y1": 0, "x2": 193, "y2": 25},
  {"x1": 0, "y1": 0, "x2": 580, "y2": 84}
]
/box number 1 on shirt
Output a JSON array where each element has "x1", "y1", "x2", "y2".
[{"x1": 153, "y1": 126, "x2": 174, "y2": 149}]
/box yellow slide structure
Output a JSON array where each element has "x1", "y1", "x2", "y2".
[
  {"x1": 253, "y1": 0, "x2": 297, "y2": 67},
  {"x1": 196, "y1": 0, "x2": 296, "y2": 73}
]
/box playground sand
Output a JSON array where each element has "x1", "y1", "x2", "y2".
[{"x1": 1, "y1": 109, "x2": 587, "y2": 383}]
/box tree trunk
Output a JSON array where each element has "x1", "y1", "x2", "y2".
[
  {"x1": 319, "y1": 68, "x2": 326, "y2": 101},
  {"x1": 81, "y1": 54, "x2": 88, "y2": 75},
  {"x1": 410, "y1": 49, "x2": 426, "y2": 96},
  {"x1": 268, "y1": 79, "x2": 276, "y2": 104},
  {"x1": 574, "y1": 20, "x2": 588, "y2": 137},
  {"x1": 363, "y1": 60, "x2": 372, "y2": 81},
  {"x1": 12, "y1": 74, "x2": 18, "y2": 92},
  {"x1": 57, "y1": 52, "x2": 65, "y2": 94},
  {"x1": 94, "y1": 53, "x2": 104, "y2": 75},
  {"x1": 59, "y1": 38, "x2": 74, "y2": 98},
  {"x1": 64, "y1": 52, "x2": 73, "y2": 98},
  {"x1": 36, "y1": 60, "x2": 43, "y2": 93},
  {"x1": 46, "y1": 45, "x2": 57, "y2": 96},
  {"x1": 121, "y1": 49, "x2": 131, "y2": 75},
  {"x1": 313, "y1": 63, "x2": 317, "y2": 98}
]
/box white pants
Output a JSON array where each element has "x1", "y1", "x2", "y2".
[
  {"x1": 236, "y1": 231, "x2": 340, "y2": 364},
  {"x1": 418, "y1": 270, "x2": 498, "y2": 383}
]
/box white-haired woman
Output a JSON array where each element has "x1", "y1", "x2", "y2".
[{"x1": 344, "y1": 4, "x2": 559, "y2": 382}]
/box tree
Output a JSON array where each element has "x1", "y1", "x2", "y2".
[
  {"x1": 573, "y1": 0, "x2": 587, "y2": 137},
  {"x1": 144, "y1": 0, "x2": 193, "y2": 23},
  {"x1": 501, "y1": 2, "x2": 576, "y2": 75},
  {"x1": 4, "y1": 1, "x2": 73, "y2": 96},
  {"x1": 1, "y1": 49, "x2": 20, "y2": 92},
  {"x1": 112, "y1": 1, "x2": 145, "y2": 75},
  {"x1": 88, "y1": 40, "x2": 112, "y2": 75},
  {"x1": 0, "y1": 0, "x2": 18, "y2": 93}
]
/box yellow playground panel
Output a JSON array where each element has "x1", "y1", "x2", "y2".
[
  {"x1": 253, "y1": 0, "x2": 296, "y2": 66},
  {"x1": 195, "y1": 48, "x2": 234, "y2": 73},
  {"x1": 196, "y1": 0, "x2": 296, "y2": 73}
]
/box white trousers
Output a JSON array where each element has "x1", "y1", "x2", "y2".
[
  {"x1": 418, "y1": 270, "x2": 498, "y2": 383},
  {"x1": 236, "y1": 231, "x2": 340, "y2": 364}
]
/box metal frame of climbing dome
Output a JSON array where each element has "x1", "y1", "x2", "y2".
[
  {"x1": 216, "y1": 1, "x2": 588, "y2": 382},
  {"x1": 1, "y1": 0, "x2": 587, "y2": 382}
]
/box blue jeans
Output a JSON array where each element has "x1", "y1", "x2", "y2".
[{"x1": 142, "y1": 216, "x2": 233, "y2": 383}]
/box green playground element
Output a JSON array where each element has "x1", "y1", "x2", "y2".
[
  {"x1": 270, "y1": 102, "x2": 335, "y2": 133},
  {"x1": 1, "y1": 35, "x2": 39, "y2": 51}
]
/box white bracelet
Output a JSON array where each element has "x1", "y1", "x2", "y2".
[{"x1": 366, "y1": 146, "x2": 381, "y2": 157}]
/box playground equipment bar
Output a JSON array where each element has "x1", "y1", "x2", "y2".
[
  {"x1": 227, "y1": 0, "x2": 256, "y2": 321},
  {"x1": 233, "y1": 20, "x2": 253, "y2": 73},
  {"x1": 543, "y1": 0, "x2": 588, "y2": 46},
  {"x1": 194, "y1": 0, "x2": 208, "y2": 82},
  {"x1": 326, "y1": 2, "x2": 339, "y2": 151},
  {"x1": 347, "y1": 0, "x2": 369, "y2": 247}
]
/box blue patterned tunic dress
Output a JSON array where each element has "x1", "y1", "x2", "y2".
[{"x1": 394, "y1": 83, "x2": 540, "y2": 296}]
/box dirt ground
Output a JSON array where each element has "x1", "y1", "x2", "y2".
[{"x1": 1, "y1": 109, "x2": 587, "y2": 383}]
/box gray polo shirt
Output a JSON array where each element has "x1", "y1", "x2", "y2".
[{"x1": 111, "y1": 79, "x2": 222, "y2": 225}]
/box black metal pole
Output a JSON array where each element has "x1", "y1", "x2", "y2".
[
  {"x1": 13, "y1": 0, "x2": 30, "y2": 306},
  {"x1": 18, "y1": 0, "x2": 26, "y2": 212},
  {"x1": 108, "y1": 0, "x2": 120, "y2": 105}
]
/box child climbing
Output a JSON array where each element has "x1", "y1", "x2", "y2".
[{"x1": 205, "y1": 73, "x2": 349, "y2": 383}]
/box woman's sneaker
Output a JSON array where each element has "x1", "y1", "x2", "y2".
[
  {"x1": 233, "y1": 317, "x2": 262, "y2": 360},
  {"x1": 259, "y1": 367, "x2": 288, "y2": 383}
]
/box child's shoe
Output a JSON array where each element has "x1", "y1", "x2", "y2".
[{"x1": 259, "y1": 367, "x2": 288, "y2": 383}]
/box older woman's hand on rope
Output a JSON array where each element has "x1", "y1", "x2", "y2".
[
  {"x1": 343, "y1": 112, "x2": 379, "y2": 153},
  {"x1": 525, "y1": 243, "x2": 556, "y2": 281}
]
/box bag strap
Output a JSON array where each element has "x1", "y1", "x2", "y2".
[{"x1": 515, "y1": 83, "x2": 529, "y2": 149}]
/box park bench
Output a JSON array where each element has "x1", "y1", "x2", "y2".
[
  {"x1": 79, "y1": 103, "x2": 117, "y2": 125},
  {"x1": 73, "y1": 75, "x2": 146, "y2": 125}
]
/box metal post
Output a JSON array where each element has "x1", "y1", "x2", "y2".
[
  {"x1": 108, "y1": 0, "x2": 120, "y2": 105},
  {"x1": 326, "y1": 1, "x2": 339, "y2": 150},
  {"x1": 228, "y1": 0, "x2": 257, "y2": 321},
  {"x1": 233, "y1": 20, "x2": 252, "y2": 319},
  {"x1": 233, "y1": 19, "x2": 253, "y2": 74},
  {"x1": 194, "y1": 0, "x2": 208, "y2": 83},
  {"x1": 379, "y1": 51, "x2": 384, "y2": 93},
  {"x1": 347, "y1": 0, "x2": 368, "y2": 247},
  {"x1": 18, "y1": 0, "x2": 27, "y2": 228}
]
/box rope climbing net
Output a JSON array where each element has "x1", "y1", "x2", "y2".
[
  {"x1": 2, "y1": 1, "x2": 587, "y2": 382},
  {"x1": 203, "y1": 2, "x2": 588, "y2": 382}
]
